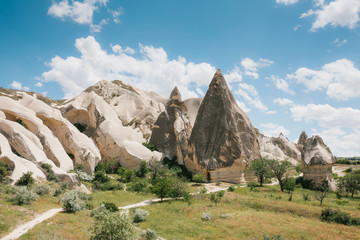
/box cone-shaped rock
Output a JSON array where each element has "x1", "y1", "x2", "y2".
[
  {"x1": 184, "y1": 69, "x2": 260, "y2": 183},
  {"x1": 302, "y1": 135, "x2": 336, "y2": 190},
  {"x1": 150, "y1": 87, "x2": 192, "y2": 164}
]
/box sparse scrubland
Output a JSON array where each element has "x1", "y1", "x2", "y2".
[{"x1": 0, "y1": 161, "x2": 359, "y2": 240}]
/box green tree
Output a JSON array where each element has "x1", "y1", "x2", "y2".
[
  {"x1": 283, "y1": 177, "x2": 296, "y2": 193},
  {"x1": 15, "y1": 171, "x2": 34, "y2": 186},
  {"x1": 268, "y1": 160, "x2": 292, "y2": 192},
  {"x1": 91, "y1": 212, "x2": 136, "y2": 240},
  {"x1": 151, "y1": 178, "x2": 172, "y2": 201},
  {"x1": 339, "y1": 170, "x2": 360, "y2": 198},
  {"x1": 249, "y1": 158, "x2": 272, "y2": 186},
  {"x1": 136, "y1": 160, "x2": 149, "y2": 178},
  {"x1": 314, "y1": 189, "x2": 328, "y2": 206},
  {"x1": 192, "y1": 174, "x2": 205, "y2": 184}
]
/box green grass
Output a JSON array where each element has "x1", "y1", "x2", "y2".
[{"x1": 90, "y1": 189, "x2": 155, "y2": 207}]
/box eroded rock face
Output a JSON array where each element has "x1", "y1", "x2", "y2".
[
  {"x1": 61, "y1": 92, "x2": 162, "y2": 170},
  {"x1": 258, "y1": 133, "x2": 301, "y2": 165},
  {"x1": 150, "y1": 87, "x2": 192, "y2": 164},
  {"x1": 301, "y1": 133, "x2": 336, "y2": 190},
  {"x1": 184, "y1": 70, "x2": 261, "y2": 183}
]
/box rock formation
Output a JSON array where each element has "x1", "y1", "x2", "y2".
[
  {"x1": 150, "y1": 87, "x2": 192, "y2": 164},
  {"x1": 61, "y1": 91, "x2": 162, "y2": 170},
  {"x1": 184, "y1": 70, "x2": 261, "y2": 183},
  {"x1": 301, "y1": 132, "x2": 336, "y2": 190},
  {"x1": 258, "y1": 132, "x2": 301, "y2": 165}
]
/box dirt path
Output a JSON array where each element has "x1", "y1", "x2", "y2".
[{"x1": 1, "y1": 208, "x2": 62, "y2": 240}]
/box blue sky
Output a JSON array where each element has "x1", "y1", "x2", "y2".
[{"x1": 1, "y1": 0, "x2": 360, "y2": 157}]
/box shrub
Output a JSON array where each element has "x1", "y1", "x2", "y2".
[
  {"x1": 295, "y1": 163, "x2": 302, "y2": 174},
  {"x1": 102, "y1": 202, "x2": 119, "y2": 212},
  {"x1": 219, "y1": 213, "x2": 233, "y2": 219},
  {"x1": 142, "y1": 142, "x2": 157, "y2": 151},
  {"x1": 263, "y1": 235, "x2": 283, "y2": 240},
  {"x1": 247, "y1": 181, "x2": 259, "y2": 192},
  {"x1": 141, "y1": 229, "x2": 158, "y2": 240},
  {"x1": 117, "y1": 167, "x2": 135, "y2": 183},
  {"x1": 93, "y1": 171, "x2": 110, "y2": 183},
  {"x1": 192, "y1": 174, "x2": 205, "y2": 184},
  {"x1": 210, "y1": 190, "x2": 225, "y2": 206},
  {"x1": 90, "y1": 212, "x2": 136, "y2": 240},
  {"x1": 61, "y1": 191, "x2": 85, "y2": 213},
  {"x1": 95, "y1": 160, "x2": 122, "y2": 174},
  {"x1": 351, "y1": 217, "x2": 360, "y2": 226},
  {"x1": 35, "y1": 185, "x2": 49, "y2": 196},
  {"x1": 15, "y1": 171, "x2": 34, "y2": 186},
  {"x1": 136, "y1": 161, "x2": 148, "y2": 178},
  {"x1": 228, "y1": 185, "x2": 235, "y2": 192},
  {"x1": 183, "y1": 191, "x2": 193, "y2": 206},
  {"x1": 133, "y1": 208, "x2": 149, "y2": 223},
  {"x1": 302, "y1": 193, "x2": 311, "y2": 201},
  {"x1": 283, "y1": 177, "x2": 296, "y2": 193},
  {"x1": 74, "y1": 164, "x2": 84, "y2": 172},
  {"x1": 53, "y1": 188, "x2": 62, "y2": 197},
  {"x1": 10, "y1": 186, "x2": 39, "y2": 205},
  {"x1": 321, "y1": 208, "x2": 351, "y2": 225},
  {"x1": 0, "y1": 162, "x2": 10, "y2": 183},
  {"x1": 295, "y1": 176, "x2": 313, "y2": 189},
  {"x1": 200, "y1": 187, "x2": 207, "y2": 194},
  {"x1": 77, "y1": 171, "x2": 94, "y2": 182},
  {"x1": 91, "y1": 203, "x2": 109, "y2": 218},
  {"x1": 201, "y1": 212, "x2": 211, "y2": 221},
  {"x1": 127, "y1": 178, "x2": 148, "y2": 193},
  {"x1": 151, "y1": 178, "x2": 172, "y2": 201},
  {"x1": 93, "y1": 181, "x2": 124, "y2": 191},
  {"x1": 41, "y1": 163, "x2": 58, "y2": 182}
]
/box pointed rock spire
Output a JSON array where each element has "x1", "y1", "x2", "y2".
[
  {"x1": 298, "y1": 131, "x2": 308, "y2": 146},
  {"x1": 170, "y1": 86, "x2": 182, "y2": 101},
  {"x1": 184, "y1": 70, "x2": 260, "y2": 183}
]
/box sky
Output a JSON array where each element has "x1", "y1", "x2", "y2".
[{"x1": 1, "y1": 0, "x2": 360, "y2": 157}]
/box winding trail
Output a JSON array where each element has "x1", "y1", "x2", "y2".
[{"x1": 0, "y1": 182, "x2": 231, "y2": 240}]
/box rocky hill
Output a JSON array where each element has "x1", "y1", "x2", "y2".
[{"x1": 0, "y1": 72, "x2": 335, "y2": 186}]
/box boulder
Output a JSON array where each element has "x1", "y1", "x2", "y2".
[
  {"x1": 184, "y1": 70, "x2": 261, "y2": 183},
  {"x1": 150, "y1": 87, "x2": 192, "y2": 164},
  {"x1": 301, "y1": 133, "x2": 336, "y2": 190}
]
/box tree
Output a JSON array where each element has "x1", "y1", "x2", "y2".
[
  {"x1": 192, "y1": 174, "x2": 205, "y2": 184},
  {"x1": 314, "y1": 189, "x2": 328, "y2": 206},
  {"x1": 151, "y1": 178, "x2": 172, "y2": 201},
  {"x1": 339, "y1": 170, "x2": 360, "y2": 198},
  {"x1": 136, "y1": 161, "x2": 149, "y2": 178},
  {"x1": 91, "y1": 212, "x2": 136, "y2": 240},
  {"x1": 283, "y1": 177, "x2": 296, "y2": 193},
  {"x1": 210, "y1": 190, "x2": 225, "y2": 206},
  {"x1": 148, "y1": 160, "x2": 165, "y2": 181},
  {"x1": 249, "y1": 158, "x2": 272, "y2": 186},
  {"x1": 268, "y1": 160, "x2": 292, "y2": 192},
  {"x1": 15, "y1": 171, "x2": 34, "y2": 186}
]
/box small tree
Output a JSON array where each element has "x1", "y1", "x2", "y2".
[
  {"x1": 250, "y1": 158, "x2": 271, "y2": 186},
  {"x1": 192, "y1": 174, "x2": 205, "y2": 184},
  {"x1": 283, "y1": 177, "x2": 296, "y2": 193},
  {"x1": 268, "y1": 160, "x2": 292, "y2": 192},
  {"x1": 339, "y1": 170, "x2": 360, "y2": 198},
  {"x1": 136, "y1": 161, "x2": 149, "y2": 178},
  {"x1": 15, "y1": 171, "x2": 34, "y2": 186},
  {"x1": 148, "y1": 160, "x2": 165, "y2": 181},
  {"x1": 183, "y1": 191, "x2": 193, "y2": 206},
  {"x1": 10, "y1": 186, "x2": 39, "y2": 205},
  {"x1": 91, "y1": 212, "x2": 136, "y2": 240},
  {"x1": 128, "y1": 178, "x2": 148, "y2": 193},
  {"x1": 151, "y1": 178, "x2": 172, "y2": 201},
  {"x1": 314, "y1": 190, "x2": 328, "y2": 206},
  {"x1": 210, "y1": 190, "x2": 225, "y2": 206}
]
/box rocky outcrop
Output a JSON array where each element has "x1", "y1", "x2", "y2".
[
  {"x1": 184, "y1": 70, "x2": 261, "y2": 183},
  {"x1": 83, "y1": 80, "x2": 167, "y2": 140},
  {"x1": 258, "y1": 133, "x2": 301, "y2": 165},
  {"x1": 301, "y1": 133, "x2": 336, "y2": 190},
  {"x1": 61, "y1": 91, "x2": 162, "y2": 170},
  {"x1": 18, "y1": 94, "x2": 101, "y2": 174},
  {"x1": 150, "y1": 87, "x2": 192, "y2": 164}
]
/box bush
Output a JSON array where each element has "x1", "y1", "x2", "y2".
[
  {"x1": 15, "y1": 171, "x2": 34, "y2": 186},
  {"x1": 35, "y1": 185, "x2": 49, "y2": 196},
  {"x1": 61, "y1": 191, "x2": 85, "y2": 213},
  {"x1": 93, "y1": 181, "x2": 124, "y2": 191},
  {"x1": 90, "y1": 212, "x2": 136, "y2": 240},
  {"x1": 133, "y1": 208, "x2": 149, "y2": 223},
  {"x1": 117, "y1": 167, "x2": 135, "y2": 183},
  {"x1": 247, "y1": 181, "x2": 259, "y2": 191},
  {"x1": 295, "y1": 163, "x2": 302, "y2": 174},
  {"x1": 41, "y1": 163, "x2": 58, "y2": 182},
  {"x1": 228, "y1": 185, "x2": 235, "y2": 192},
  {"x1": 74, "y1": 164, "x2": 84, "y2": 172},
  {"x1": 136, "y1": 161, "x2": 148, "y2": 178},
  {"x1": 95, "y1": 160, "x2": 122, "y2": 174},
  {"x1": 210, "y1": 190, "x2": 225, "y2": 206},
  {"x1": 93, "y1": 171, "x2": 110, "y2": 183},
  {"x1": 183, "y1": 191, "x2": 193, "y2": 206},
  {"x1": 141, "y1": 229, "x2": 158, "y2": 240},
  {"x1": 0, "y1": 162, "x2": 10, "y2": 183},
  {"x1": 201, "y1": 212, "x2": 211, "y2": 221},
  {"x1": 199, "y1": 187, "x2": 207, "y2": 194},
  {"x1": 283, "y1": 177, "x2": 296, "y2": 193},
  {"x1": 127, "y1": 178, "x2": 148, "y2": 193},
  {"x1": 103, "y1": 202, "x2": 119, "y2": 212},
  {"x1": 142, "y1": 142, "x2": 157, "y2": 151},
  {"x1": 192, "y1": 174, "x2": 205, "y2": 184},
  {"x1": 263, "y1": 235, "x2": 283, "y2": 240},
  {"x1": 53, "y1": 188, "x2": 62, "y2": 197},
  {"x1": 302, "y1": 193, "x2": 311, "y2": 201},
  {"x1": 91, "y1": 203, "x2": 109, "y2": 218},
  {"x1": 77, "y1": 171, "x2": 94, "y2": 182},
  {"x1": 296, "y1": 176, "x2": 313, "y2": 189},
  {"x1": 321, "y1": 208, "x2": 351, "y2": 225},
  {"x1": 219, "y1": 213, "x2": 233, "y2": 219},
  {"x1": 10, "y1": 186, "x2": 39, "y2": 205}
]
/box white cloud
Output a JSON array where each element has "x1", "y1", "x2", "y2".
[
  {"x1": 10, "y1": 81, "x2": 30, "y2": 91},
  {"x1": 224, "y1": 66, "x2": 242, "y2": 83},
  {"x1": 268, "y1": 75, "x2": 295, "y2": 94},
  {"x1": 293, "y1": 24, "x2": 302, "y2": 31},
  {"x1": 331, "y1": 38, "x2": 347, "y2": 47},
  {"x1": 288, "y1": 59, "x2": 360, "y2": 101},
  {"x1": 110, "y1": 7, "x2": 123, "y2": 23},
  {"x1": 34, "y1": 82, "x2": 43, "y2": 87},
  {"x1": 195, "y1": 88, "x2": 205, "y2": 96},
  {"x1": 235, "y1": 84, "x2": 268, "y2": 112},
  {"x1": 273, "y1": 97, "x2": 294, "y2": 106},
  {"x1": 276, "y1": 0, "x2": 300, "y2": 5},
  {"x1": 48, "y1": 0, "x2": 111, "y2": 32},
  {"x1": 236, "y1": 100, "x2": 251, "y2": 113},
  {"x1": 41, "y1": 91, "x2": 48, "y2": 97},
  {"x1": 301, "y1": 0, "x2": 360, "y2": 31},
  {"x1": 41, "y1": 36, "x2": 216, "y2": 99},
  {"x1": 260, "y1": 123, "x2": 290, "y2": 137},
  {"x1": 290, "y1": 104, "x2": 360, "y2": 129},
  {"x1": 291, "y1": 103, "x2": 360, "y2": 156},
  {"x1": 241, "y1": 57, "x2": 273, "y2": 79}
]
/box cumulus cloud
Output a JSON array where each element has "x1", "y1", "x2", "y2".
[
  {"x1": 48, "y1": 0, "x2": 113, "y2": 32},
  {"x1": 290, "y1": 103, "x2": 360, "y2": 156},
  {"x1": 236, "y1": 100, "x2": 251, "y2": 113},
  {"x1": 235, "y1": 83, "x2": 268, "y2": 112},
  {"x1": 241, "y1": 57, "x2": 273, "y2": 79},
  {"x1": 331, "y1": 38, "x2": 347, "y2": 47},
  {"x1": 34, "y1": 82, "x2": 43, "y2": 87},
  {"x1": 268, "y1": 75, "x2": 295, "y2": 94},
  {"x1": 260, "y1": 123, "x2": 290, "y2": 137},
  {"x1": 10, "y1": 81, "x2": 30, "y2": 91},
  {"x1": 41, "y1": 36, "x2": 217, "y2": 99},
  {"x1": 276, "y1": 0, "x2": 300, "y2": 5},
  {"x1": 288, "y1": 59, "x2": 360, "y2": 101},
  {"x1": 301, "y1": 0, "x2": 360, "y2": 31},
  {"x1": 273, "y1": 97, "x2": 294, "y2": 106},
  {"x1": 109, "y1": 7, "x2": 123, "y2": 23},
  {"x1": 293, "y1": 24, "x2": 302, "y2": 31}
]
